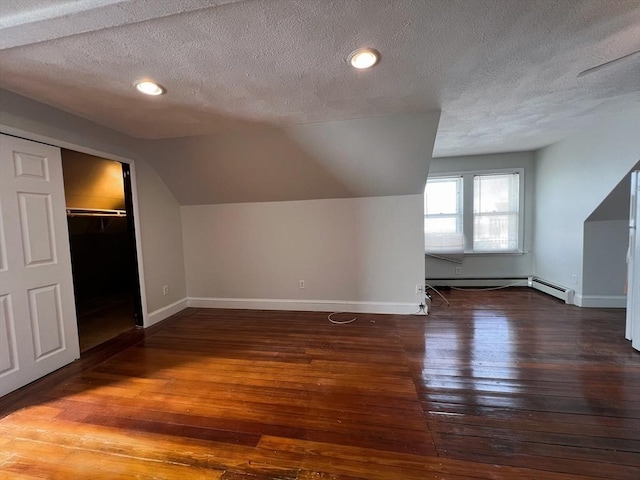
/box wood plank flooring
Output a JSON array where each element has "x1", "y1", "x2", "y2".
[{"x1": 1, "y1": 288, "x2": 638, "y2": 479}]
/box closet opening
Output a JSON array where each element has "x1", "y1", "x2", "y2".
[{"x1": 61, "y1": 149, "x2": 143, "y2": 352}]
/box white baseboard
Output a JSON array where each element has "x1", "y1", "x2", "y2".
[
  {"x1": 145, "y1": 298, "x2": 189, "y2": 327},
  {"x1": 574, "y1": 295, "x2": 627, "y2": 308},
  {"x1": 187, "y1": 297, "x2": 418, "y2": 315},
  {"x1": 147, "y1": 292, "x2": 626, "y2": 322}
]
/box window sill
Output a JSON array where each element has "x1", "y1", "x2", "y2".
[
  {"x1": 426, "y1": 250, "x2": 528, "y2": 257},
  {"x1": 464, "y1": 250, "x2": 527, "y2": 256}
]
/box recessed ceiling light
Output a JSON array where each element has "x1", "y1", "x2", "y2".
[
  {"x1": 134, "y1": 80, "x2": 165, "y2": 96},
  {"x1": 348, "y1": 48, "x2": 380, "y2": 69}
]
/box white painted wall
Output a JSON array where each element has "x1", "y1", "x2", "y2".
[
  {"x1": 534, "y1": 108, "x2": 640, "y2": 304},
  {"x1": 425, "y1": 152, "x2": 535, "y2": 280},
  {"x1": 582, "y1": 220, "x2": 628, "y2": 305},
  {"x1": 581, "y1": 164, "x2": 640, "y2": 307},
  {"x1": 182, "y1": 195, "x2": 425, "y2": 313},
  {"x1": 0, "y1": 90, "x2": 435, "y2": 319},
  {"x1": 0, "y1": 89, "x2": 187, "y2": 323},
  {"x1": 133, "y1": 159, "x2": 187, "y2": 316}
]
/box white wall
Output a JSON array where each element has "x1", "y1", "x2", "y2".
[
  {"x1": 534, "y1": 108, "x2": 640, "y2": 305},
  {"x1": 582, "y1": 220, "x2": 628, "y2": 306},
  {"x1": 581, "y1": 164, "x2": 639, "y2": 307},
  {"x1": 0, "y1": 89, "x2": 434, "y2": 319},
  {"x1": 426, "y1": 151, "x2": 535, "y2": 280},
  {"x1": 133, "y1": 159, "x2": 187, "y2": 317},
  {"x1": 182, "y1": 195, "x2": 425, "y2": 313},
  {"x1": 0, "y1": 89, "x2": 187, "y2": 324}
]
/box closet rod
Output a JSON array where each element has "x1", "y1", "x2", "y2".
[{"x1": 66, "y1": 208, "x2": 126, "y2": 217}]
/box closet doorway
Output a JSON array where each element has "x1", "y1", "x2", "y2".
[{"x1": 62, "y1": 149, "x2": 142, "y2": 352}]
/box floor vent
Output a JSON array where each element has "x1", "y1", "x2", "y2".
[{"x1": 529, "y1": 277, "x2": 575, "y2": 304}]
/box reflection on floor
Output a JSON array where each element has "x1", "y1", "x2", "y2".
[{"x1": 76, "y1": 293, "x2": 136, "y2": 352}]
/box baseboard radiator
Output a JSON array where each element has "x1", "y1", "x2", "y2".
[
  {"x1": 426, "y1": 278, "x2": 528, "y2": 288},
  {"x1": 529, "y1": 277, "x2": 575, "y2": 304},
  {"x1": 425, "y1": 276, "x2": 575, "y2": 305}
]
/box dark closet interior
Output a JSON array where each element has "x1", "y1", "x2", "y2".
[{"x1": 62, "y1": 150, "x2": 141, "y2": 352}]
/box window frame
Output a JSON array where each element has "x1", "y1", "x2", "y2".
[{"x1": 425, "y1": 168, "x2": 525, "y2": 255}]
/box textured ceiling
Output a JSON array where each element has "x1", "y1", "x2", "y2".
[{"x1": 0, "y1": 0, "x2": 639, "y2": 157}]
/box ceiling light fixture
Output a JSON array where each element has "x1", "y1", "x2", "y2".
[
  {"x1": 134, "y1": 80, "x2": 165, "y2": 96},
  {"x1": 348, "y1": 48, "x2": 380, "y2": 69}
]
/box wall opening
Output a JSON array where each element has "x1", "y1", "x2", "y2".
[{"x1": 61, "y1": 149, "x2": 143, "y2": 352}]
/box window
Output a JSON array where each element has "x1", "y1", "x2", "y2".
[
  {"x1": 473, "y1": 173, "x2": 520, "y2": 252},
  {"x1": 424, "y1": 176, "x2": 463, "y2": 254},
  {"x1": 425, "y1": 170, "x2": 523, "y2": 254}
]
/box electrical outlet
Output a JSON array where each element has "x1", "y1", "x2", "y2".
[
  {"x1": 299, "y1": 280, "x2": 305, "y2": 289},
  {"x1": 162, "y1": 285, "x2": 169, "y2": 295},
  {"x1": 571, "y1": 274, "x2": 578, "y2": 284},
  {"x1": 455, "y1": 267, "x2": 461, "y2": 275},
  {"x1": 415, "y1": 284, "x2": 423, "y2": 295}
]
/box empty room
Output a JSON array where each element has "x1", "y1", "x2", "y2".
[{"x1": 0, "y1": 1, "x2": 639, "y2": 479}]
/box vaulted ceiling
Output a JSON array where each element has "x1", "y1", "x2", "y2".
[{"x1": 1, "y1": 0, "x2": 638, "y2": 158}]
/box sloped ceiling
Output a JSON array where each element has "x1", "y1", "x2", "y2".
[
  {"x1": 0, "y1": 1, "x2": 639, "y2": 204},
  {"x1": 587, "y1": 160, "x2": 640, "y2": 222},
  {"x1": 143, "y1": 111, "x2": 441, "y2": 205}
]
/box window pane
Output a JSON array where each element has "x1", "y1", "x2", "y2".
[
  {"x1": 425, "y1": 178, "x2": 461, "y2": 215},
  {"x1": 425, "y1": 216, "x2": 458, "y2": 234},
  {"x1": 474, "y1": 174, "x2": 519, "y2": 214},
  {"x1": 425, "y1": 217, "x2": 464, "y2": 251},
  {"x1": 474, "y1": 214, "x2": 518, "y2": 251},
  {"x1": 473, "y1": 173, "x2": 519, "y2": 251}
]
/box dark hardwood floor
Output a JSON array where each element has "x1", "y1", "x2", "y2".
[
  {"x1": 76, "y1": 293, "x2": 136, "y2": 352},
  {"x1": 1, "y1": 288, "x2": 638, "y2": 479}
]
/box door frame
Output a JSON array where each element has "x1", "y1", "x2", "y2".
[
  {"x1": 121, "y1": 162, "x2": 144, "y2": 327},
  {"x1": 0, "y1": 124, "x2": 149, "y2": 326}
]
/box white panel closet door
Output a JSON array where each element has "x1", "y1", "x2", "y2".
[
  {"x1": 629, "y1": 172, "x2": 640, "y2": 351},
  {"x1": 0, "y1": 134, "x2": 79, "y2": 396}
]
